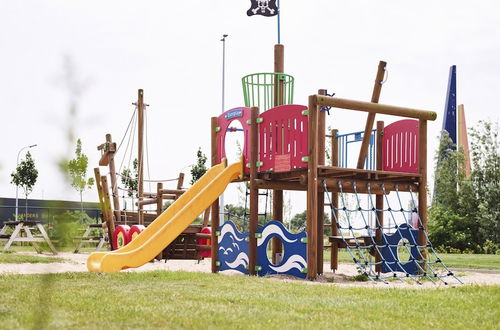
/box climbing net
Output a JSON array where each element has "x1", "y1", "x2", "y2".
[{"x1": 322, "y1": 180, "x2": 463, "y2": 285}]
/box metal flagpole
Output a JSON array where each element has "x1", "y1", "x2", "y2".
[{"x1": 277, "y1": 0, "x2": 281, "y2": 44}]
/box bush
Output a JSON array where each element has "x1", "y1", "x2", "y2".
[{"x1": 50, "y1": 211, "x2": 94, "y2": 248}]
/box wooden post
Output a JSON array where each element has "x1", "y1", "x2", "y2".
[
  {"x1": 249, "y1": 107, "x2": 260, "y2": 276},
  {"x1": 271, "y1": 190, "x2": 283, "y2": 264},
  {"x1": 94, "y1": 167, "x2": 113, "y2": 236},
  {"x1": 317, "y1": 89, "x2": 326, "y2": 275},
  {"x1": 271, "y1": 43, "x2": 285, "y2": 265},
  {"x1": 357, "y1": 61, "x2": 386, "y2": 169},
  {"x1": 100, "y1": 175, "x2": 115, "y2": 248},
  {"x1": 307, "y1": 95, "x2": 319, "y2": 279},
  {"x1": 375, "y1": 121, "x2": 385, "y2": 273},
  {"x1": 156, "y1": 183, "x2": 163, "y2": 216},
  {"x1": 106, "y1": 134, "x2": 121, "y2": 212},
  {"x1": 210, "y1": 117, "x2": 220, "y2": 273},
  {"x1": 418, "y1": 119, "x2": 428, "y2": 264},
  {"x1": 330, "y1": 129, "x2": 339, "y2": 271},
  {"x1": 156, "y1": 182, "x2": 164, "y2": 260},
  {"x1": 274, "y1": 44, "x2": 285, "y2": 107},
  {"x1": 176, "y1": 173, "x2": 184, "y2": 190},
  {"x1": 137, "y1": 89, "x2": 145, "y2": 225}
]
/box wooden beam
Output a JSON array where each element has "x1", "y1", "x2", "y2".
[
  {"x1": 317, "y1": 89, "x2": 326, "y2": 275},
  {"x1": 274, "y1": 44, "x2": 285, "y2": 107},
  {"x1": 321, "y1": 179, "x2": 417, "y2": 194},
  {"x1": 176, "y1": 172, "x2": 185, "y2": 190},
  {"x1": 271, "y1": 190, "x2": 283, "y2": 264},
  {"x1": 418, "y1": 119, "x2": 428, "y2": 263},
  {"x1": 137, "y1": 89, "x2": 145, "y2": 225},
  {"x1": 159, "y1": 189, "x2": 185, "y2": 195},
  {"x1": 375, "y1": 121, "x2": 384, "y2": 273},
  {"x1": 307, "y1": 95, "x2": 318, "y2": 279},
  {"x1": 357, "y1": 61, "x2": 386, "y2": 169},
  {"x1": 249, "y1": 107, "x2": 260, "y2": 276},
  {"x1": 100, "y1": 175, "x2": 115, "y2": 248},
  {"x1": 330, "y1": 129, "x2": 339, "y2": 271},
  {"x1": 210, "y1": 117, "x2": 219, "y2": 273},
  {"x1": 254, "y1": 180, "x2": 305, "y2": 191},
  {"x1": 315, "y1": 95, "x2": 437, "y2": 121}
]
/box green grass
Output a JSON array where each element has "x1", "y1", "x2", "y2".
[
  {"x1": 436, "y1": 253, "x2": 500, "y2": 270},
  {"x1": 0, "y1": 272, "x2": 498, "y2": 329},
  {"x1": 0, "y1": 252, "x2": 67, "y2": 264},
  {"x1": 328, "y1": 250, "x2": 500, "y2": 270}
]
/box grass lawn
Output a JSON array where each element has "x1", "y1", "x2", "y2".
[
  {"x1": 0, "y1": 271, "x2": 498, "y2": 329},
  {"x1": 0, "y1": 252, "x2": 67, "y2": 264},
  {"x1": 330, "y1": 250, "x2": 500, "y2": 270}
]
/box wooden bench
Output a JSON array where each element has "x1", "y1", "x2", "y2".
[
  {"x1": 74, "y1": 223, "x2": 108, "y2": 253},
  {"x1": 0, "y1": 220, "x2": 57, "y2": 255}
]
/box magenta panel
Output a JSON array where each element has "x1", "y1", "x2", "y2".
[
  {"x1": 382, "y1": 119, "x2": 419, "y2": 174},
  {"x1": 217, "y1": 107, "x2": 252, "y2": 172},
  {"x1": 258, "y1": 104, "x2": 308, "y2": 172}
]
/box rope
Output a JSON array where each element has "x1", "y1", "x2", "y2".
[
  {"x1": 322, "y1": 180, "x2": 462, "y2": 284},
  {"x1": 144, "y1": 106, "x2": 152, "y2": 193}
]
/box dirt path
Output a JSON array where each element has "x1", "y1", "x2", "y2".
[{"x1": 1, "y1": 252, "x2": 499, "y2": 287}]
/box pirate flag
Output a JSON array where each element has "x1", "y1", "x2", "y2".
[{"x1": 247, "y1": 0, "x2": 278, "y2": 17}]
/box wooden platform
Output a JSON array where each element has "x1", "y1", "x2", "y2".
[{"x1": 253, "y1": 166, "x2": 419, "y2": 193}]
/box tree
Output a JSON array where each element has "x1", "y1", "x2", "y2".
[
  {"x1": 63, "y1": 139, "x2": 94, "y2": 219},
  {"x1": 469, "y1": 120, "x2": 500, "y2": 246},
  {"x1": 190, "y1": 148, "x2": 208, "y2": 185},
  {"x1": 11, "y1": 151, "x2": 38, "y2": 220},
  {"x1": 121, "y1": 158, "x2": 138, "y2": 209},
  {"x1": 429, "y1": 121, "x2": 500, "y2": 253}
]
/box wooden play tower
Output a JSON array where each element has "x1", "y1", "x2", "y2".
[{"x1": 210, "y1": 45, "x2": 436, "y2": 280}]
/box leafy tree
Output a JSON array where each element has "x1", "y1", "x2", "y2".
[
  {"x1": 121, "y1": 158, "x2": 138, "y2": 211},
  {"x1": 224, "y1": 204, "x2": 246, "y2": 230},
  {"x1": 121, "y1": 158, "x2": 138, "y2": 197},
  {"x1": 469, "y1": 120, "x2": 500, "y2": 246},
  {"x1": 11, "y1": 151, "x2": 38, "y2": 220},
  {"x1": 190, "y1": 148, "x2": 208, "y2": 185},
  {"x1": 63, "y1": 139, "x2": 94, "y2": 218},
  {"x1": 429, "y1": 121, "x2": 500, "y2": 253}
]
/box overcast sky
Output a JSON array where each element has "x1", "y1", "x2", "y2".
[{"x1": 1, "y1": 1, "x2": 499, "y2": 217}]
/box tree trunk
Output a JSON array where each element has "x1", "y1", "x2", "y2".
[
  {"x1": 25, "y1": 193, "x2": 28, "y2": 221},
  {"x1": 80, "y1": 191, "x2": 84, "y2": 223}
]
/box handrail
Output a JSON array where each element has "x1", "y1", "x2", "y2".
[{"x1": 315, "y1": 95, "x2": 437, "y2": 121}]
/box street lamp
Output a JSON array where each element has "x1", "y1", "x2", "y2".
[
  {"x1": 15, "y1": 144, "x2": 37, "y2": 221},
  {"x1": 220, "y1": 34, "x2": 228, "y2": 225}
]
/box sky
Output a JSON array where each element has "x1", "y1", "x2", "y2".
[{"x1": 0, "y1": 0, "x2": 499, "y2": 218}]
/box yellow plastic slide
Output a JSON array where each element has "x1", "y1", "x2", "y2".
[{"x1": 87, "y1": 160, "x2": 242, "y2": 272}]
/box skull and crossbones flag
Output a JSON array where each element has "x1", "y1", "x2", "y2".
[{"x1": 247, "y1": 0, "x2": 279, "y2": 17}]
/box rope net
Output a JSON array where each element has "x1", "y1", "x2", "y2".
[{"x1": 323, "y1": 180, "x2": 462, "y2": 285}]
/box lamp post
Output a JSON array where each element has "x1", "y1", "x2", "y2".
[
  {"x1": 221, "y1": 34, "x2": 228, "y2": 113},
  {"x1": 15, "y1": 144, "x2": 37, "y2": 221},
  {"x1": 220, "y1": 34, "x2": 228, "y2": 225}
]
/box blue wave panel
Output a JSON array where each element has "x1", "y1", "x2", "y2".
[
  {"x1": 217, "y1": 221, "x2": 249, "y2": 274},
  {"x1": 381, "y1": 223, "x2": 420, "y2": 275},
  {"x1": 256, "y1": 221, "x2": 307, "y2": 279}
]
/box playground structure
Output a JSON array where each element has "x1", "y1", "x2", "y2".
[
  {"x1": 88, "y1": 43, "x2": 460, "y2": 284},
  {"x1": 91, "y1": 91, "x2": 214, "y2": 267}
]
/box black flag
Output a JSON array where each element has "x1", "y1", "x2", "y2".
[{"x1": 247, "y1": 0, "x2": 278, "y2": 17}]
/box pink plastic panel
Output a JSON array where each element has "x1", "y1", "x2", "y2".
[
  {"x1": 258, "y1": 104, "x2": 309, "y2": 172},
  {"x1": 382, "y1": 119, "x2": 419, "y2": 174},
  {"x1": 217, "y1": 107, "x2": 252, "y2": 172}
]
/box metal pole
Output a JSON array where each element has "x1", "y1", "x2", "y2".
[
  {"x1": 15, "y1": 144, "x2": 37, "y2": 221},
  {"x1": 277, "y1": 0, "x2": 281, "y2": 44},
  {"x1": 220, "y1": 34, "x2": 228, "y2": 225},
  {"x1": 221, "y1": 34, "x2": 228, "y2": 113}
]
